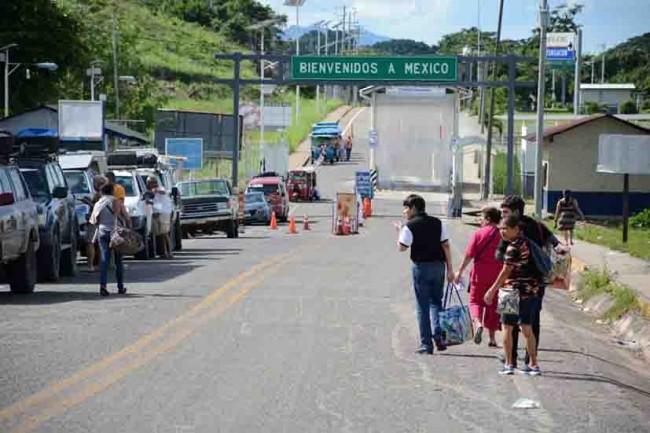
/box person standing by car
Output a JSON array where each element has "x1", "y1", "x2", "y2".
[
  {"x1": 90, "y1": 182, "x2": 130, "y2": 297},
  {"x1": 454, "y1": 207, "x2": 502, "y2": 347},
  {"x1": 485, "y1": 215, "x2": 542, "y2": 376},
  {"x1": 105, "y1": 171, "x2": 126, "y2": 203},
  {"x1": 554, "y1": 190, "x2": 584, "y2": 245},
  {"x1": 81, "y1": 175, "x2": 108, "y2": 273},
  {"x1": 147, "y1": 176, "x2": 173, "y2": 259},
  {"x1": 396, "y1": 194, "x2": 455, "y2": 355},
  {"x1": 344, "y1": 135, "x2": 353, "y2": 162}
]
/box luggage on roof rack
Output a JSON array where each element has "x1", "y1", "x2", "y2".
[
  {"x1": 137, "y1": 152, "x2": 158, "y2": 168},
  {"x1": 107, "y1": 151, "x2": 138, "y2": 167},
  {"x1": 13, "y1": 128, "x2": 59, "y2": 161}
]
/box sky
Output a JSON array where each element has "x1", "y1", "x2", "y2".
[{"x1": 261, "y1": 0, "x2": 650, "y2": 53}]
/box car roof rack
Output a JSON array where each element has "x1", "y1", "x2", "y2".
[
  {"x1": 13, "y1": 128, "x2": 60, "y2": 164},
  {"x1": 108, "y1": 150, "x2": 158, "y2": 169}
]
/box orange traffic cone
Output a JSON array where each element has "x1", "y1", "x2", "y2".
[
  {"x1": 270, "y1": 211, "x2": 278, "y2": 230},
  {"x1": 303, "y1": 215, "x2": 310, "y2": 231},
  {"x1": 363, "y1": 198, "x2": 372, "y2": 218},
  {"x1": 289, "y1": 215, "x2": 298, "y2": 234}
]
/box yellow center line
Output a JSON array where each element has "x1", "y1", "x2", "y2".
[
  {"x1": 0, "y1": 250, "x2": 299, "y2": 430},
  {"x1": 10, "y1": 254, "x2": 299, "y2": 433}
]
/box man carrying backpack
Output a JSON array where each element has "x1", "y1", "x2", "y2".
[{"x1": 495, "y1": 196, "x2": 563, "y2": 369}]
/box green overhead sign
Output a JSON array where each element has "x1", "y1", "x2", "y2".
[{"x1": 291, "y1": 56, "x2": 458, "y2": 82}]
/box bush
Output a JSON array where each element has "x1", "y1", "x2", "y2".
[
  {"x1": 584, "y1": 101, "x2": 606, "y2": 114},
  {"x1": 492, "y1": 151, "x2": 522, "y2": 196},
  {"x1": 619, "y1": 100, "x2": 638, "y2": 114},
  {"x1": 641, "y1": 100, "x2": 650, "y2": 111},
  {"x1": 630, "y1": 208, "x2": 650, "y2": 229}
]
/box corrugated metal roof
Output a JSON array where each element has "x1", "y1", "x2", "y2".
[{"x1": 524, "y1": 114, "x2": 650, "y2": 142}]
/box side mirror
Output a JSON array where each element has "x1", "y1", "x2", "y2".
[
  {"x1": 0, "y1": 192, "x2": 15, "y2": 206},
  {"x1": 52, "y1": 186, "x2": 69, "y2": 199},
  {"x1": 171, "y1": 186, "x2": 180, "y2": 198}
]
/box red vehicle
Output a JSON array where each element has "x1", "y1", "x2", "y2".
[
  {"x1": 287, "y1": 167, "x2": 317, "y2": 202},
  {"x1": 246, "y1": 176, "x2": 290, "y2": 222}
]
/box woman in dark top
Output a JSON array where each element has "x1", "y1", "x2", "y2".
[{"x1": 554, "y1": 190, "x2": 584, "y2": 245}]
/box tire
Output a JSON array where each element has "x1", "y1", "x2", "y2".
[
  {"x1": 38, "y1": 230, "x2": 61, "y2": 282},
  {"x1": 174, "y1": 218, "x2": 182, "y2": 251},
  {"x1": 9, "y1": 238, "x2": 37, "y2": 293},
  {"x1": 226, "y1": 220, "x2": 237, "y2": 238},
  {"x1": 60, "y1": 224, "x2": 78, "y2": 277}
]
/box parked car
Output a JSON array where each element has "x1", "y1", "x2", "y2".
[
  {"x1": 15, "y1": 129, "x2": 78, "y2": 281},
  {"x1": 244, "y1": 192, "x2": 271, "y2": 224},
  {"x1": 60, "y1": 151, "x2": 108, "y2": 256},
  {"x1": 178, "y1": 178, "x2": 239, "y2": 238},
  {"x1": 246, "y1": 176, "x2": 290, "y2": 222},
  {"x1": 0, "y1": 131, "x2": 40, "y2": 293}
]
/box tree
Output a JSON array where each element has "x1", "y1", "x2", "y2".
[
  {"x1": 372, "y1": 39, "x2": 437, "y2": 56},
  {"x1": 620, "y1": 100, "x2": 638, "y2": 114},
  {"x1": 0, "y1": 0, "x2": 88, "y2": 115}
]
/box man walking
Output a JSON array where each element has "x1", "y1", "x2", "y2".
[
  {"x1": 496, "y1": 195, "x2": 563, "y2": 368},
  {"x1": 397, "y1": 194, "x2": 455, "y2": 354}
]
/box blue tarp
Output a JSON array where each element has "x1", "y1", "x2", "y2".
[
  {"x1": 15, "y1": 128, "x2": 57, "y2": 137},
  {"x1": 310, "y1": 127, "x2": 341, "y2": 137}
]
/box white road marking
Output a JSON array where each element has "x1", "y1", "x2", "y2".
[{"x1": 342, "y1": 107, "x2": 366, "y2": 136}]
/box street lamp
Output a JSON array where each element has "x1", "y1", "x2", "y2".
[
  {"x1": 284, "y1": 0, "x2": 306, "y2": 124},
  {"x1": 246, "y1": 17, "x2": 283, "y2": 155},
  {"x1": 1, "y1": 43, "x2": 58, "y2": 118},
  {"x1": 86, "y1": 60, "x2": 103, "y2": 101}
]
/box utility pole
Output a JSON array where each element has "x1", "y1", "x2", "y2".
[
  {"x1": 478, "y1": 0, "x2": 486, "y2": 133},
  {"x1": 601, "y1": 44, "x2": 606, "y2": 83},
  {"x1": 482, "y1": 0, "x2": 504, "y2": 200},
  {"x1": 342, "y1": 6, "x2": 346, "y2": 55},
  {"x1": 4, "y1": 48, "x2": 10, "y2": 118},
  {"x1": 112, "y1": 10, "x2": 120, "y2": 120},
  {"x1": 534, "y1": 0, "x2": 550, "y2": 217},
  {"x1": 573, "y1": 28, "x2": 582, "y2": 115}
]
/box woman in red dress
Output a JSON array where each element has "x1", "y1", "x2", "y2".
[{"x1": 454, "y1": 207, "x2": 502, "y2": 347}]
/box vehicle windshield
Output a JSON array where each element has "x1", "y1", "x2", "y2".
[
  {"x1": 245, "y1": 193, "x2": 266, "y2": 204},
  {"x1": 289, "y1": 172, "x2": 307, "y2": 182},
  {"x1": 247, "y1": 183, "x2": 280, "y2": 195},
  {"x1": 115, "y1": 175, "x2": 138, "y2": 197},
  {"x1": 180, "y1": 180, "x2": 229, "y2": 197},
  {"x1": 20, "y1": 169, "x2": 49, "y2": 200},
  {"x1": 64, "y1": 171, "x2": 91, "y2": 195}
]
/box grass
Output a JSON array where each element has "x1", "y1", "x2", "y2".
[
  {"x1": 577, "y1": 267, "x2": 649, "y2": 321},
  {"x1": 573, "y1": 223, "x2": 650, "y2": 261}
]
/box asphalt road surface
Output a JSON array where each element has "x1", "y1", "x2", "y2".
[{"x1": 1, "y1": 109, "x2": 650, "y2": 433}]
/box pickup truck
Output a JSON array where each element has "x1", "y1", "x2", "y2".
[
  {"x1": 0, "y1": 131, "x2": 40, "y2": 293},
  {"x1": 177, "y1": 178, "x2": 239, "y2": 238}
]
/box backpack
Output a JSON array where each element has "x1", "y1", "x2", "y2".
[{"x1": 527, "y1": 238, "x2": 553, "y2": 283}]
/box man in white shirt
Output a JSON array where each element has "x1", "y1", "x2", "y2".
[{"x1": 397, "y1": 194, "x2": 455, "y2": 354}]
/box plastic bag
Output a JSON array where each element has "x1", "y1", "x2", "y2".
[
  {"x1": 497, "y1": 288, "x2": 519, "y2": 315},
  {"x1": 153, "y1": 193, "x2": 173, "y2": 215},
  {"x1": 440, "y1": 283, "x2": 473, "y2": 346}
]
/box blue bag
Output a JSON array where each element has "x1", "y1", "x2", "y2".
[
  {"x1": 440, "y1": 283, "x2": 473, "y2": 346},
  {"x1": 528, "y1": 238, "x2": 553, "y2": 282}
]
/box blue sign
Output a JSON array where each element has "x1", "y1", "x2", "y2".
[
  {"x1": 546, "y1": 47, "x2": 576, "y2": 61},
  {"x1": 165, "y1": 138, "x2": 203, "y2": 170},
  {"x1": 355, "y1": 171, "x2": 373, "y2": 199}
]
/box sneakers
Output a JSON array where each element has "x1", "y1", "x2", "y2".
[
  {"x1": 528, "y1": 366, "x2": 542, "y2": 376},
  {"x1": 415, "y1": 346, "x2": 433, "y2": 355},
  {"x1": 498, "y1": 365, "x2": 515, "y2": 376},
  {"x1": 519, "y1": 365, "x2": 542, "y2": 376},
  {"x1": 473, "y1": 326, "x2": 484, "y2": 345}
]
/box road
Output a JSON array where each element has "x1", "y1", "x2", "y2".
[{"x1": 1, "y1": 108, "x2": 650, "y2": 433}]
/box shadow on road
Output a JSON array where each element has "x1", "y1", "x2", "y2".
[
  {"x1": 538, "y1": 348, "x2": 629, "y2": 370},
  {"x1": 544, "y1": 370, "x2": 650, "y2": 399},
  {"x1": 0, "y1": 290, "x2": 204, "y2": 305}
]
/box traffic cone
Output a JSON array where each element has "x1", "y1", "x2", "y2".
[
  {"x1": 363, "y1": 198, "x2": 372, "y2": 218},
  {"x1": 289, "y1": 215, "x2": 298, "y2": 234},
  {"x1": 270, "y1": 211, "x2": 278, "y2": 230},
  {"x1": 303, "y1": 215, "x2": 310, "y2": 231}
]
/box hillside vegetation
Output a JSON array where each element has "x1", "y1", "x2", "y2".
[{"x1": 1, "y1": 0, "x2": 285, "y2": 132}]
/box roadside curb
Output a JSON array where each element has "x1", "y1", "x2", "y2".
[{"x1": 569, "y1": 257, "x2": 650, "y2": 363}]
